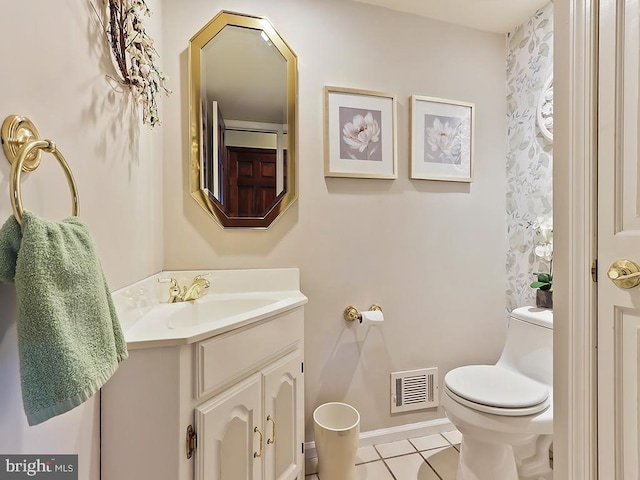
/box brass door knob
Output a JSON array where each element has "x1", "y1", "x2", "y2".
[{"x1": 607, "y1": 260, "x2": 640, "y2": 289}]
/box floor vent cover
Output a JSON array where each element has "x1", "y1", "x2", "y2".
[{"x1": 391, "y1": 368, "x2": 439, "y2": 413}]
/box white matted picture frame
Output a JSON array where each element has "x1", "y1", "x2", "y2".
[
  {"x1": 324, "y1": 86, "x2": 397, "y2": 179},
  {"x1": 410, "y1": 95, "x2": 474, "y2": 182}
]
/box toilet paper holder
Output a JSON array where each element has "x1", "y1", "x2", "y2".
[{"x1": 344, "y1": 304, "x2": 383, "y2": 323}]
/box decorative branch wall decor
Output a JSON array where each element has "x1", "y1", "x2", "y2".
[{"x1": 94, "y1": 0, "x2": 171, "y2": 127}]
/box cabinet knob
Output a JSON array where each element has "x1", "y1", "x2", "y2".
[
  {"x1": 254, "y1": 426, "x2": 264, "y2": 458},
  {"x1": 267, "y1": 415, "x2": 276, "y2": 445}
]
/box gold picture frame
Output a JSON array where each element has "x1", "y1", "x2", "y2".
[
  {"x1": 324, "y1": 86, "x2": 397, "y2": 179},
  {"x1": 410, "y1": 95, "x2": 474, "y2": 183}
]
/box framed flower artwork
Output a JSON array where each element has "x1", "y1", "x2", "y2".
[
  {"x1": 410, "y1": 95, "x2": 474, "y2": 182},
  {"x1": 324, "y1": 86, "x2": 397, "y2": 179}
]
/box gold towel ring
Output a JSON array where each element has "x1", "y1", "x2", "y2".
[{"x1": 1, "y1": 115, "x2": 79, "y2": 225}]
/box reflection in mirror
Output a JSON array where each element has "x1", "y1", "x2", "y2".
[{"x1": 189, "y1": 11, "x2": 297, "y2": 228}]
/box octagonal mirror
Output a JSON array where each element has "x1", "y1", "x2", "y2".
[{"x1": 189, "y1": 11, "x2": 297, "y2": 228}]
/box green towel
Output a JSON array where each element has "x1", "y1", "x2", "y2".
[{"x1": 0, "y1": 211, "x2": 128, "y2": 425}]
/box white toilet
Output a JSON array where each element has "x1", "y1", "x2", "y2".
[{"x1": 442, "y1": 306, "x2": 553, "y2": 480}]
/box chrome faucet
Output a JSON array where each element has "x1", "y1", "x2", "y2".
[{"x1": 158, "y1": 274, "x2": 210, "y2": 303}]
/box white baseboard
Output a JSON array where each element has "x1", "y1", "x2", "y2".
[{"x1": 304, "y1": 417, "x2": 453, "y2": 459}]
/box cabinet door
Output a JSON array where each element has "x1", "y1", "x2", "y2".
[
  {"x1": 262, "y1": 350, "x2": 304, "y2": 480},
  {"x1": 195, "y1": 373, "x2": 263, "y2": 480}
]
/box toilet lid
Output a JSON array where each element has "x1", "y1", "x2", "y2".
[{"x1": 444, "y1": 365, "x2": 549, "y2": 410}]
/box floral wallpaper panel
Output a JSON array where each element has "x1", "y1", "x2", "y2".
[{"x1": 506, "y1": 2, "x2": 554, "y2": 311}]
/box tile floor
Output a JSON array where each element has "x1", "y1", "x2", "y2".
[{"x1": 306, "y1": 429, "x2": 462, "y2": 480}]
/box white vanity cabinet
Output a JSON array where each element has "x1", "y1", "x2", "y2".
[
  {"x1": 195, "y1": 349, "x2": 303, "y2": 480},
  {"x1": 101, "y1": 306, "x2": 305, "y2": 480}
]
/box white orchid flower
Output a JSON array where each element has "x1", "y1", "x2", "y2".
[
  {"x1": 537, "y1": 216, "x2": 553, "y2": 242},
  {"x1": 532, "y1": 215, "x2": 553, "y2": 263},
  {"x1": 535, "y1": 242, "x2": 553, "y2": 262}
]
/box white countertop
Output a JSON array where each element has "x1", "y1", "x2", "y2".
[{"x1": 112, "y1": 268, "x2": 307, "y2": 349}]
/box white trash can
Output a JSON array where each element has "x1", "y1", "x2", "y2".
[{"x1": 313, "y1": 402, "x2": 360, "y2": 480}]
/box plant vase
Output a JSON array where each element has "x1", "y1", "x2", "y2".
[{"x1": 536, "y1": 290, "x2": 553, "y2": 309}]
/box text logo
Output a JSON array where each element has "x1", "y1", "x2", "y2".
[{"x1": 0, "y1": 456, "x2": 77, "y2": 479}]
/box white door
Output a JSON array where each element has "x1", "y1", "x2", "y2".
[
  {"x1": 195, "y1": 373, "x2": 263, "y2": 480},
  {"x1": 262, "y1": 350, "x2": 304, "y2": 480},
  {"x1": 597, "y1": 0, "x2": 640, "y2": 476}
]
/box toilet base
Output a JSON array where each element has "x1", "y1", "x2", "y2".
[
  {"x1": 457, "y1": 435, "x2": 518, "y2": 480},
  {"x1": 513, "y1": 434, "x2": 553, "y2": 480},
  {"x1": 456, "y1": 433, "x2": 553, "y2": 480}
]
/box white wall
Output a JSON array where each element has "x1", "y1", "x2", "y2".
[
  {"x1": 162, "y1": 0, "x2": 507, "y2": 437},
  {"x1": 0, "y1": 0, "x2": 508, "y2": 471},
  {"x1": 0, "y1": 1, "x2": 164, "y2": 478}
]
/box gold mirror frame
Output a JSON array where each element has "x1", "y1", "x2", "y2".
[{"x1": 189, "y1": 11, "x2": 298, "y2": 229}]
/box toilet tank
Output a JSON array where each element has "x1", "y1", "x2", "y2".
[{"x1": 496, "y1": 306, "x2": 553, "y2": 387}]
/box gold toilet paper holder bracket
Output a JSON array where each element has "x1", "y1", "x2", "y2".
[{"x1": 344, "y1": 304, "x2": 383, "y2": 322}]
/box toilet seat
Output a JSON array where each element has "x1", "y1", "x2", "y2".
[{"x1": 444, "y1": 365, "x2": 550, "y2": 417}]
